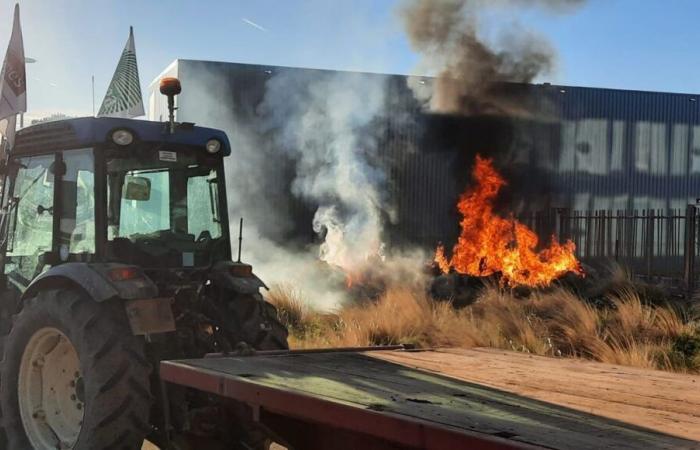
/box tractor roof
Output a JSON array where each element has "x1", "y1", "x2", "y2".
[{"x1": 12, "y1": 117, "x2": 231, "y2": 156}]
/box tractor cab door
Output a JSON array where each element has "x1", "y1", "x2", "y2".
[
  {"x1": 1, "y1": 149, "x2": 96, "y2": 292},
  {"x1": 3, "y1": 153, "x2": 56, "y2": 288}
]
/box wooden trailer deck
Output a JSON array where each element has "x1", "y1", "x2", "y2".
[
  {"x1": 372, "y1": 347, "x2": 700, "y2": 444},
  {"x1": 160, "y1": 348, "x2": 700, "y2": 450}
]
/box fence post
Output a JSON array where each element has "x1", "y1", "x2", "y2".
[
  {"x1": 585, "y1": 211, "x2": 592, "y2": 259},
  {"x1": 557, "y1": 208, "x2": 569, "y2": 243},
  {"x1": 614, "y1": 210, "x2": 621, "y2": 261},
  {"x1": 684, "y1": 204, "x2": 696, "y2": 295},
  {"x1": 607, "y1": 210, "x2": 613, "y2": 257},
  {"x1": 646, "y1": 210, "x2": 655, "y2": 279}
]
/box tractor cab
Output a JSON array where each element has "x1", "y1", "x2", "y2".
[{"x1": 0, "y1": 116, "x2": 233, "y2": 290}]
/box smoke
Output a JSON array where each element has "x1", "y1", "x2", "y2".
[
  {"x1": 253, "y1": 70, "x2": 435, "y2": 305},
  {"x1": 181, "y1": 63, "x2": 413, "y2": 310},
  {"x1": 179, "y1": 67, "x2": 294, "y2": 242},
  {"x1": 258, "y1": 70, "x2": 394, "y2": 276},
  {"x1": 400, "y1": 0, "x2": 585, "y2": 114}
]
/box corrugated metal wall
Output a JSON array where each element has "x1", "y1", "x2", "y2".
[
  {"x1": 541, "y1": 85, "x2": 700, "y2": 214},
  {"x1": 148, "y1": 60, "x2": 700, "y2": 248}
]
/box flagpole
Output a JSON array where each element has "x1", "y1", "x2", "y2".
[{"x1": 92, "y1": 75, "x2": 95, "y2": 116}]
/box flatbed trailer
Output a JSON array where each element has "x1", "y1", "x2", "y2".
[{"x1": 159, "y1": 348, "x2": 699, "y2": 450}]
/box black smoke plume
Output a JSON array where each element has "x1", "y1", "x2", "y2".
[{"x1": 400, "y1": 0, "x2": 586, "y2": 114}]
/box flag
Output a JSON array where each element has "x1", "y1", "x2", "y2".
[
  {"x1": 0, "y1": 3, "x2": 26, "y2": 151},
  {"x1": 98, "y1": 26, "x2": 144, "y2": 118},
  {"x1": 0, "y1": 114, "x2": 16, "y2": 146}
]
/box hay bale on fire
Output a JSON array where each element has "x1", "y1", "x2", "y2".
[{"x1": 430, "y1": 155, "x2": 584, "y2": 301}]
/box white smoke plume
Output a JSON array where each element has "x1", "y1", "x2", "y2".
[
  {"x1": 257, "y1": 70, "x2": 392, "y2": 275},
  {"x1": 181, "y1": 64, "x2": 412, "y2": 310}
]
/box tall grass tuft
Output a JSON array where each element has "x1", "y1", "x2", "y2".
[{"x1": 267, "y1": 281, "x2": 700, "y2": 373}]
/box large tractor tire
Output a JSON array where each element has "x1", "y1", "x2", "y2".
[
  {"x1": 0, "y1": 287, "x2": 20, "y2": 448},
  {"x1": 0, "y1": 288, "x2": 153, "y2": 450},
  {"x1": 0, "y1": 317, "x2": 10, "y2": 448}
]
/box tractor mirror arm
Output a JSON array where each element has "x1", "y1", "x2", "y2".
[
  {"x1": 0, "y1": 197, "x2": 19, "y2": 252},
  {"x1": 0, "y1": 159, "x2": 26, "y2": 177}
]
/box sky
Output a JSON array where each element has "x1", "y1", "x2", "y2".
[{"x1": 1, "y1": 0, "x2": 699, "y2": 121}]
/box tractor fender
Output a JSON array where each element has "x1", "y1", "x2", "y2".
[
  {"x1": 22, "y1": 262, "x2": 158, "y2": 303},
  {"x1": 210, "y1": 261, "x2": 268, "y2": 295}
]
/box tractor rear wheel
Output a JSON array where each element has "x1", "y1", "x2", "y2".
[
  {"x1": 0, "y1": 288, "x2": 153, "y2": 450},
  {"x1": 0, "y1": 317, "x2": 9, "y2": 448}
]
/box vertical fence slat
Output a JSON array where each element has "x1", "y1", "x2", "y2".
[
  {"x1": 553, "y1": 206, "x2": 697, "y2": 290},
  {"x1": 684, "y1": 205, "x2": 696, "y2": 294}
]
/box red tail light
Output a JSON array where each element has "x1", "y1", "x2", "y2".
[{"x1": 108, "y1": 267, "x2": 142, "y2": 282}]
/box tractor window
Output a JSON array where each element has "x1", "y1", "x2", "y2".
[
  {"x1": 105, "y1": 147, "x2": 227, "y2": 267},
  {"x1": 5, "y1": 154, "x2": 55, "y2": 283},
  {"x1": 112, "y1": 170, "x2": 170, "y2": 238},
  {"x1": 60, "y1": 149, "x2": 95, "y2": 257},
  {"x1": 187, "y1": 170, "x2": 222, "y2": 240}
]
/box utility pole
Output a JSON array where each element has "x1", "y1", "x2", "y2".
[{"x1": 92, "y1": 75, "x2": 95, "y2": 116}]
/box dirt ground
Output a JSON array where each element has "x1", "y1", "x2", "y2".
[{"x1": 370, "y1": 347, "x2": 700, "y2": 442}]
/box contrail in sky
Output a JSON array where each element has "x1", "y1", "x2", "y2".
[
  {"x1": 242, "y1": 18, "x2": 267, "y2": 32},
  {"x1": 32, "y1": 76, "x2": 58, "y2": 88}
]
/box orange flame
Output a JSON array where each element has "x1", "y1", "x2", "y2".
[
  {"x1": 435, "y1": 155, "x2": 583, "y2": 287},
  {"x1": 345, "y1": 273, "x2": 354, "y2": 288}
]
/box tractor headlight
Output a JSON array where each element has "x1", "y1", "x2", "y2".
[
  {"x1": 205, "y1": 139, "x2": 221, "y2": 154},
  {"x1": 111, "y1": 129, "x2": 134, "y2": 146}
]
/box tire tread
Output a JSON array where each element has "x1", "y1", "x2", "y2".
[{"x1": 0, "y1": 289, "x2": 153, "y2": 450}]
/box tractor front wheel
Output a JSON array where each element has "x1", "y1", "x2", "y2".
[{"x1": 0, "y1": 288, "x2": 152, "y2": 450}]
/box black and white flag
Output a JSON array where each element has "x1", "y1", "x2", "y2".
[
  {"x1": 98, "y1": 26, "x2": 144, "y2": 118},
  {"x1": 0, "y1": 3, "x2": 26, "y2": 150}
]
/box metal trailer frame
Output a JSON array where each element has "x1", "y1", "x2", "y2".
[{"x1": 159, "y1": 348, "x2": 538, "y2": 450}]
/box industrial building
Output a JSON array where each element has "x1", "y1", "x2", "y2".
[{"x1": 147, "y1": 60, "x2": 700, "y2": 255}]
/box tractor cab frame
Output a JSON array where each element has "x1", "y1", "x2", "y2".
[{"x1": 0, "y1": 117, "x2": 233, "y2": 294}]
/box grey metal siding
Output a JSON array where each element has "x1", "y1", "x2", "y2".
[{"x1": 148, "y1": 60, "x2": 700, "y2": 248}]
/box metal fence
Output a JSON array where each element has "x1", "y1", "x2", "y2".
[{"x1": 519, "y1": 206, "x2": 700, "y2": 292}]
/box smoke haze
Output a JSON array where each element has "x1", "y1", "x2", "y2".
[{"x1": 182, "y1": 64, "x2": 411, "y2": 310}]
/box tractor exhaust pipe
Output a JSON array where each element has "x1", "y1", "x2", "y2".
[
  {"x1": 159, "y1": 77, "x2": 182, "y2": 134},
  {"x1": 237, "y1": 217, "x2": 243, "y2": 263}
]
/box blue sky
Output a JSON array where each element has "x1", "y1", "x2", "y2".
[{"x1": 1, "y1": 0, "x2": 699, "y2": 120}]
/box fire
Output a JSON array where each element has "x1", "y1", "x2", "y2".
[
  {"x1": 435, "y1": 155, "x2": 583, "y2": 287},
  {"x1": 345, "y1": 273, "x2": 355, "y2": 288}
]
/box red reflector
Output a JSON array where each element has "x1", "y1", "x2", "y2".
[
  {"x1": 108, "y1": 267, "x2": 141, "y2": 282},
  {"x1": 230, "y1": 264, "x2": 252, "y2": 277}
]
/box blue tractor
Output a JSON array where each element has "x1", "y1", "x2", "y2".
[{"x1": 0, "y1": 78, "x2": 288, "y2": 449}]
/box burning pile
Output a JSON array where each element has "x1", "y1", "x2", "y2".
[{"x1": 435, "y1": 155, "x2": 583, "y2": 287}]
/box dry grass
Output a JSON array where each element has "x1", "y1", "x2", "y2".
[{"x1": 267, "y1": 282, "x2": 700, "y2": 373}]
